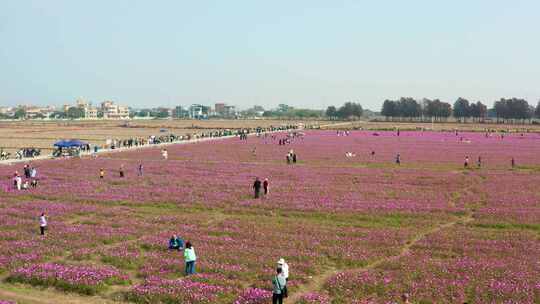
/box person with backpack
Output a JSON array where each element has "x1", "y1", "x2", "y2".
[{"x1": 272, "y1": 267, "x2": 287, "y2": 304}]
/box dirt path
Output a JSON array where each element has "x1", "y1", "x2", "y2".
[{"x1": 287, "y1": 212, "x2": 474, "y2": 303}]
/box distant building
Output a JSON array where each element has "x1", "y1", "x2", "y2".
[
  {"x1": 101, "y1": 101, "x2": 130, "y2": 119},
  {"x1": 75, "y1": 98, "x2": 98, "y2": 119},
  {"x1": 189, "y1": 104, "x2": 206, "y2": 119},
  {"x1": 173, "y1": 106, "x2": 188, "y2": 118},
  {"x1": 215, "y1": 103, "x2": 226, "y2": 115},
  {"x1": 20, "y1": 105, "x2": 55, "y2": 119},
  {"x1": 214, "y1": 102, "x2": 237, "y2": 118}
]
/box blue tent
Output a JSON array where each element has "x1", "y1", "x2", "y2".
[{"x1": 54, "y1": 139, "x2": 88, "y2": 148}]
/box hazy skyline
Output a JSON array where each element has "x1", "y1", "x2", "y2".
[{"x1": 1, "y1": 0, "x2": 539, "y2": 110}]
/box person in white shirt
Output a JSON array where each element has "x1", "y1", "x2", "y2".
[
  {"x1": 162, "y1": 149, "x2": 168, "y2": 160},
  {"x1": 277, "y1": 258, "x2": 289, "y2": 281},
  {"x1": 30, "y1": 167, "x2": 37, "y2": 178},
  {"x1": 39, "y1": 213, "x2": 47, "y2": 235},
  {"x1": 15, "y1": 175, "x2": 22, "y2": 190},
  {"x1": 22, "y1": 181, "x2": 29, "y2": 190}
]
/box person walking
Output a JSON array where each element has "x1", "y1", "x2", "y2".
[
  {"x1": 511, "y1": 157, "x2": 515, "y2": 168},
  {"x1": 263, "y1": 178, "x2": 269, "y2": 196},
  {"x1": 119, "y1": 165, "x2": 125, "y2": 178},
  {"x1": 184, "y1": 241, "x2": 196, "y2": 275},
  {"x1": 292, "y1": 153, "x2": 297, "y2": 163},
  {"x1": 464, "y1": 156, "x2": 470, "y2": 168},
  {"x1": 39, "y1": 213, "x2": 47, "y2": 236},
  {"x1": 477, "y1": 156, "x2": 482, "y2": 168},
  {"x1": 138, "y1": 163, "x2": 143, "y2": 176},
  {"x1": 272, "y1": 267, "x2": 287, "y2": 304},
  {"x1": 99, "y1": 168, "x2": 105, "y2": 179},
  {"x1": 253, "y1": 177, "x2": 262, "y2": 199},
  {"x1": 395, "y1": 153, "x2": 401, "y2": 165},
  {"x1": 162, "y1": 149, "x2": 168, "y2": 160}
]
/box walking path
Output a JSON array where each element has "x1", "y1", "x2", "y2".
[
  {"x1": 287, "y1": 212, "x2": 474, "y2": 303},
  {"x1": 0, "y1": 122, "x2": 352, "y2": 166}
]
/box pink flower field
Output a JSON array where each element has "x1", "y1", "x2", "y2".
[{"x1": 0, "y1": 130, "x2": 539, "y2": 303}]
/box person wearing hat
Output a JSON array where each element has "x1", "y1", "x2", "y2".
[{"x1": 277, "y1": 258, "x2": 289, "y2": 281}]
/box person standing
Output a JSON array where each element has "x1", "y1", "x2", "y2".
[
  {"x1": 24, "y1": 165, "x2": 30, "y2": 179},
  {"x1": 184, "y1": 241, "x2": 196, "y2": 275},
  {"x1": 395, "y1": 153, "x2": 401, "y2": 165},
  {"x1": 39, "y1": 213, "x2": 47, "y2": 236},
  {"x1": 292, "y1": 153, "x2": 297, "y2": 163},
  {"x1": 272, "y1": 267, "x2": 287, "y2": 304},
  {"x1": 277, "y1": 258, "x2": 289, "y2": 281},
  {"x1": 511, "y1": 157, "x2": 515, "y2": 168},
  {"x1": 162, "y1": 149, "x2": 168, "y2": 160},
  {"x1": 263, "y1": 178, "x2": 269, "y2": 196},
  {"x1": 100, "y1": 168, "x2": 105, "y2": 179},
  {"x1": 138, "y1": 163, "x2": 143, "y2": 176},
  {"x1": 15, "y1": 174, "x2": 22, "y2": 190},
  {"x1": 253, "y1": 177, "x2": 262, "y2": 199},
  {"x1": 477, "y1": 156, "x2": 482, "y2": 168},
  {"x1": 464, "y1": 156, "x2": 469, "y2": 168},
  {"x1": 119, "y1": 165, "x2": 125, "y2": 178},
  {"x1": 30, "y1": 167, "x2": 37, "y2": 178}
]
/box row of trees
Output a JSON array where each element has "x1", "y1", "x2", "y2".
[
  {"x1": 453, "y1": 98, "x2": 488, "y2": 122},
  {"x1": 380, "y1": 97, "x2": 540, "y2": 123},
  {"x1": 380, "y1": 98, "x2": 456, "y2": 121},
  {"x1": 325, "y1": 102, "x2": 364, "y2": 119}
]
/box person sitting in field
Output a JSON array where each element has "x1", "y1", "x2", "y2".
[{"x1": 169, "y1": 234, "x2": 184, "y2": 250}]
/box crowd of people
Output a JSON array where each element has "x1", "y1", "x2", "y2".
[{"x1": 11, "y1": 164, "x2": 39, "y2": 191}]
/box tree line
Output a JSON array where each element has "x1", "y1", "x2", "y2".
[{"x1": 375, "y1": 97, "x2": 540, "y2": 123}]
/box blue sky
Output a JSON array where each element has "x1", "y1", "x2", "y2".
[{"x1": 1, "y1": 0, "x2": 539, "y2": 110}]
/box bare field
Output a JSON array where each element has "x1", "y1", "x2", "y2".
[{"x1": 0, "y1": 119, "x2": 322, "y2": 154}]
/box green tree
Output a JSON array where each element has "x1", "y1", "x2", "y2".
[
  {"x1": 453, "y1": 97, "x2": 470, "y2": 122},
  {"x1": 14, "y1": 108, "x2": 26, "y2": 119},
  {"x1": 66, "y1": 107, "x2": 85, "y2": 119},
  {"x1": 381, "y1": 100, "x2": 397, "y2": 121},
  {"x1": 337, "y1": 102, "x2": 363, "y2": 119},
  {"x1": 535, "y1": 101, "x2": 540, "y2": 119},
  {"x1": 325, "y1": 106, "x2": 337, "y2": 119}
]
